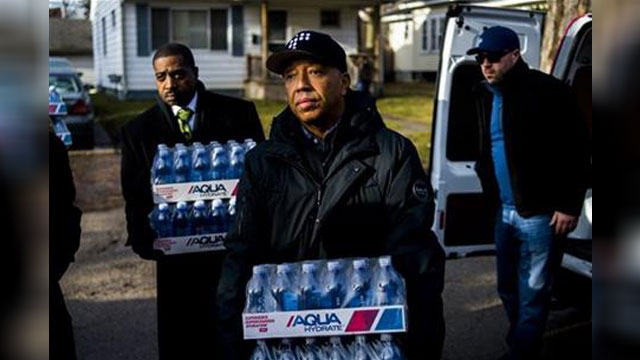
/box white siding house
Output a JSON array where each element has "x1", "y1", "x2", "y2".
[
  {"x1": 383, "y1": 0, "x2": 546, "y2": 80},
  {"x1": 91, "y1": 0, "x2": 379, "y2": 99},
  {"x1": 91, "y1": 0, "x2": 125, "y2": 93},
  {"x1": 386, "y1": 4, "x2": 449, "y2": 80}
]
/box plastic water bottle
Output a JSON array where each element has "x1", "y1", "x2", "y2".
[
  {"x1": 173, "y1": 201, "x2": 192, "y2": 236},
  {"x1": 379, "y1": 334, "x2": 403, "y2": 360},
  {"x1": 244, "y1": 138, "x2": 257, "y2": 151},
  {"x1": 374, "y1": 256, "x2": 405, "y2": 306},
  {"x1": 211, "y1": 144, "x2": 230, "y2": 180},
  {"x1": 152, "y1": 144, "x2": 174, "y2": 184},
  {"x1": 353, "y1": 335, "x2": 371, "y2": 360},
  {"x1": 346, "y1": 259, "x2": 373, "y2": 308},
  {"x1": 149, "y1": 203, "x2": 173, "y2": 237},
  {"x1": 324, "y1": 260, "x2": 347, "y2": 308},
  {"x1": 210, "y1": 199, "x2": 230, "y2": 233},
  {"x1": 327, "y1": 337, "x2": 347, "y2": 360},
  {"x1": 191, "y1": 200, "x2": 209, "y2": 234},
  {"x1": 272, "y1": 263, "x2": 299, "y2": 311},
  {"x1": 245, "y1": 264, "x2": 275, "y2": 313},
  {"x1": 191, "y1": 142, "x2": 211, "y2": 181},
  {"x1": 277, "y1": 339, "x2": 296, "y2": 360},
  {"x1": 250, "y1": 340, "x2": 271, "y2": 360},
  {"x1": 298, "y1": 338, "x2": 322, "y2": 360},
  {"x1": 229, "y1": 142, "x2": 245, "y2": 179},
  {"x1": 173, "y1": 143, "x2": 192, "y2": 183},
  {"x1": 300, "y1": 262, "x2": 323, "y2": 310}
]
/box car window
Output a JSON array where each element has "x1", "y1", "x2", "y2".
[
  {"x1": 49, "y1": 58, "x2": 74, "y2": 71},
  {"x1": 49, "y1": 74, "x2": 81, "y2": 94}
]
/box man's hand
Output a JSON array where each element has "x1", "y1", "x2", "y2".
[{"x1": 549, "y1": 211, "x2": 578, "y2": 236}]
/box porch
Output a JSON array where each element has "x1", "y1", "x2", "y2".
[{"x1": 244, "y1": 0, "x2": 385, "y2": 100}]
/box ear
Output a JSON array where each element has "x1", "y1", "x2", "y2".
[
  {"x1": 341, "y1": 73, "x2": 351, "y2": 96},
  {"x1": 193, "y1": 66, "x2": 199, "y2": 79}
]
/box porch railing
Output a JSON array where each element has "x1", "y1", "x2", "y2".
[{"x1": 246, "y1": 55, "x2": 281, "y2": 81}]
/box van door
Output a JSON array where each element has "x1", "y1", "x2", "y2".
[
  {"x1": 429, "y1": 5, "x2": 545, "y2": 257},
  {"x1": 550, "y1": 15, "x2": 592, "y2": 284},
  {"x1": 552, "y1": 14, "x2": 592, "y2": 242}
]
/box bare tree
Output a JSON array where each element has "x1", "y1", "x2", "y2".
[
  {"x1": 60, "y1": 0, "x2": 71, "y2": 18},
  {"x1": 79, "y1": 0, "x2": 90, "y2": 19},
  {"x1": 58, "y1": 0, "x2": 90, "y2": 19},
  {"x1": 541, "y1": 0, "x2": 591, "y2": 73}
]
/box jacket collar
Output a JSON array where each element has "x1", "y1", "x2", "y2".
[
  {"x1": 473, "y1": 58, "x2": 529, "y2": 96},
  {"x1": 266, "y1": 90, "x2": 383, "y2": 162},
  {"x1": 499, "y1": 58, "x2": 528, "y2": 91}
]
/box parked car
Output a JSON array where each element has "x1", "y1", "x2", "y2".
[
  {"x1": 428, "y1": 6, "x2": 591, "y2": 308},
  {"x1": 49, "y1": 56, "x2": 74, "y2": 72},
  {"x1": 49, "y1": 57, "x2": 95, "y2": 149}
]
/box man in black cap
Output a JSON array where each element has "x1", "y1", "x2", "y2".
[
  {"x1": 467, "y1": 27, "x2": 589, "y2": 359},
  {"x1": 120, "y1": 43, "x2": 264, "y2": 359},
  {"x1": 217, "y1": 30, "x2": 445, "y2": 359}
]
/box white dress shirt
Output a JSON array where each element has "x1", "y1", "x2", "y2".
[{"x1": 171, "y1": 92, "x2": 198, "y2": 131}]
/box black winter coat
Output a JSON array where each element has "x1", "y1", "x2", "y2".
[
  {"x1": 120, "y1": 82, "x2": 265, "y2": 259},
  {"x1": 50, "y1": 131, "x2": 82, "y2": 281},
  {"x1": 217, "y1": 91, "x2": 445, "y2": 359},
  {"x1": 473, "y1": 60, "x2": 590, "y2": 217}
]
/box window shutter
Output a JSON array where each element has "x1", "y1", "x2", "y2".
[
  {"x1": 151, "y1": 8, "x2": 169, "y2": 50},
  {"x1": 136, "y1": 3, "x2": 150, "y2": 56},
  {"x1": 211, "y1": 9, "x2": 228, "y2": 50},
  {"x1": 231, "y1": 5, "x2": 244, "y2": 57}
]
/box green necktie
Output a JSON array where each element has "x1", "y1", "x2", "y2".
[{"x1": 176, "y1": 107, "x2": 193, "y2": 140}]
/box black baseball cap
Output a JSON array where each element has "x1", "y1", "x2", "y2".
[
  {"x1": 467, "y1": 26, "x2": 520, "y2": 55},
  {"x1": 266, "y1": 30, "x2": 347, "y2": 75}
]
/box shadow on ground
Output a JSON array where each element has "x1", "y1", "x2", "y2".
[{"x1": 69, "y1": 298, "x2": 158, "y2": 360}]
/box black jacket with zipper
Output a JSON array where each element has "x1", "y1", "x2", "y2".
[
  {"x1": 217, "y1": 91, "x2": 445, "y2": 359},
  {"x1": 473, "y1": 59, "x2": 589, "y2": 217}
]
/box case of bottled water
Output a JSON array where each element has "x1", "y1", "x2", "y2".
[
  {"x1": 149, "y1": 139, "x2": 254, "y2": 255},
  {"x1": 243, "y1": 257, "x2": 408, "y2": 359}
]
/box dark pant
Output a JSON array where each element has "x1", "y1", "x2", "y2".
[
  {"x1": 51, "y1": 281, "x2": 77, "y2": 360},
  {"x1": 156, "y1": 253, "x2": 224, "y2": 360},
  {"x1": 494, "y1": 205, "x2": 563, "y2": 360}
]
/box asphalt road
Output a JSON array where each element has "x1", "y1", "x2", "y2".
[{"x1": 61, "y1": 208, "x2": 591, "y2": 360}]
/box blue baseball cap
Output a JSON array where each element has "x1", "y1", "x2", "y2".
[{"x1": 467, "y1": 26, "x2": 520, "y2": 55}]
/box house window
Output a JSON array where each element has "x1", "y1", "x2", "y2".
[
  {"x1": 430, "y1": 18, "x2": 437, "y2": 51},
  {"x1": 268, "y1": 10, "x2": 287, "y2": 52},
  {"x1": 210, "y1": 9, "x2": 228, "y2": 50},
  {"x1": 111, "y1": 10, "x2": 116, "y2": 28},
  {"x1": 149, "y1": 7, "x2": 229, "y2": 51},
  {"x1": 439, "y1": 18, "x2": 446, "y2": 49},
  {"x1": 102, "y1": 17, "x2": 107, "y2": 55},
  {"x1": 321, "y1": 10, "x2": 340, "y2": 28},
  {"x1": 421, "y1": 19, "x2": 428, "y2": 52},
  {"x1": 172, "y1": 10, "x2": 208, "y2": 49}
]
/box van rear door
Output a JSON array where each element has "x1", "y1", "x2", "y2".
[{"x1": 429, "y1": 5, "x2": 545, "y2": 257}]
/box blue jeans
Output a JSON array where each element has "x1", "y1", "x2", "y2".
[{"x1": 495, "y1": 205, "x2": 561, "y2": 359}]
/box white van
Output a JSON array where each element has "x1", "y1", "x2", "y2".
[{"x1": 428, "y1": 6, "x2": 591, "y2": 304}]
